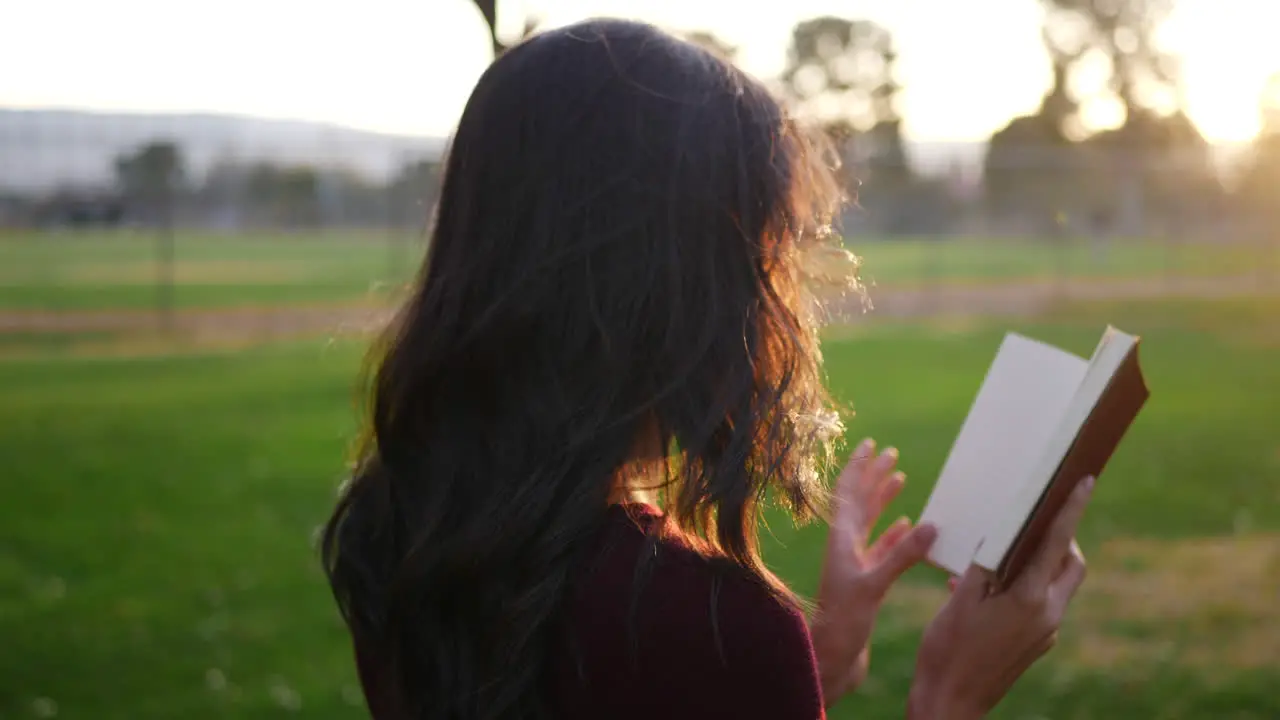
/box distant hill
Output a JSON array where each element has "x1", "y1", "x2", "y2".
[{"x1": 0, "y1": 108, "x2": 448, "y2": 192}]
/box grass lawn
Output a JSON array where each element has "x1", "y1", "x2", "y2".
[
  {"x1": 852, "y1": 235, "x2": 1277, "y2": 290},
  {"x1": 0, "y1": 231, "x2": 423, "y2": 311},
  {"x1": 2, "y1": 230, "x2": 1275, "y2": 312},
  {"x1": 1, "y1": 297, "x2": 1277, "y2": 718}
]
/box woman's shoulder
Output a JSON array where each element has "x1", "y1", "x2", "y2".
[
  {"x1": 575, "y1": 503, "x2": 804, "y2": 626},
  {"x1": 546, "y1": 504, "x2": 825, "y2": 718}
]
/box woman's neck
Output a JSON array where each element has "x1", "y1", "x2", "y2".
[
  {"x1": 608, "y1": 479, "x2": 658, "y2": 507},
  {"x1": 609, "y1": 419, "x2": 665, "y2": 507}
]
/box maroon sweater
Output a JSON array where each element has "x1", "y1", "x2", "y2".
[
  {"x1": 545, "y1": 503, "x2": 826, "y2": 718},
  {"x1": 354, "y1": 503, "x2": 826, "y2": 718}
]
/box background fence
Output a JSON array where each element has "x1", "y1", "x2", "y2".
[{"x1": 1, "y1": 109, "x2": 1278, "y2": 327}]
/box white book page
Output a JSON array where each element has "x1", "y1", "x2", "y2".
[
  {"x1": 972, "y1": 329, "x2": 1137, "y2": 569},
  {"x1": 919, "y1": 333, "x2": 1088, "y2": 575}
]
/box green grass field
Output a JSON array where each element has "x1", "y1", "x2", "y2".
[
  {"x1": 2, "y1": 230, "x2": 1274, "y2": 311},
  {"x1": 0, "y1": 231, "x2": 421, "y2": 311},
  {"x1": 2, "y1": 293, "x2": 1276, "y2": 719}
]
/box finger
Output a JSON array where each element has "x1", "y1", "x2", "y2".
[
  {"x1": 867, "y1": 515, "x2": 911, "y2": 565},
  {"x1": 1049, "y1": 543, "x2": 1087, "y2": 616},
  {"x1": 853, "y1": 447, "x2": 898, "y2": 506},
  {"x1": 874, "y1": 471, "x2": 907, "y2": 518},
  {"x1": 870, "y1": 448, "x2": 900, "y2": 494},
  {"x1": 1017, "y1": 475, "x2": 1095, "y2": 592},
  {"x1": 1056, "y1": 540, "x2": 1082, "y2": 581},
  {"x1": 837, "y1": 441, "x2": 898, "y2": 540},
  {"x1": 834, "y1": 438, "x2": 876, "y2": 501},
  {"x1": 947, "y1": 576, "x2": 959, "y2": 593},
  {"x1": 827, "y1": 438, "x2": 877, "y2": 559},
  {"x1": 953, "y1": 563, "x2": 995, "y2": 605},
  {"x1": 865, "y1": 523, "x2": 937, "y2": 592},
  {"x1": 855, "y1": 449, "x2": 900, "y2": 537},
  {"x1": 859, "y1": 472, "x2": 905, "y2": 550}
]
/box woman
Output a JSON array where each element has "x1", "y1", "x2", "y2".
[{"x1": 321, "y1": 18, "x2": 1091, "y2": 720}]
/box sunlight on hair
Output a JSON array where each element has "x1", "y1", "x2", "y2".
[
  {"x1": 795, "y1": 238, "x2": 874, "y2": 332},
  {"x1": 796, "y1": 241, "x2": 862, "y2": 291},
  {"x1": 783, "y1": 412, "x2": 843, "y2": 513},
  {"x1": 788, "y1": 406, "x2": 846, "y2": 449}
]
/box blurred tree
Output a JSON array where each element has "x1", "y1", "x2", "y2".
[
  {"x1": 114, "y1": 139, "x2": 185, "y2": 325},
  {"x1": 1233, "y1": 73, "x2": 1280, "y2": 226},
  {"x1": 313, "y1": 168, "x2": 386, "y2": 228},
  {"x1": 32, "y1": 189, "x2": 125, "y2": 229},
  {"x1": 780, "y1": 17, "x2": 900, "y2": 135},
  {"x1": 1039, "y1": 42, "x2": 1086, "y2": 137},
  {"x1": 1086, "y1": 108, "x2": 1220, "y2": 237},
  {"x1": 245, "y1": 164, "x2": 281, "y2": 226},
  {"x1": 245, "y1": 163, "x2": 322, "y2": 229},
  {"x1": 470, "y1": 0, "x2": 540, "y2": 57},
  {"x1": 473, "y1": 0, "x2": 502, "y2": 56},
  {"x1": 1040, "y1": 0, "x2": 1181, "y2": 131},
  {"x1": 985, "y1": 0, "x2": 1222, "y2": 238},
  {"x1": 983, "y1": 20, "x2": 1092, "y2": 236},
  {"x1": 1261, "y1": 72, "x2": 1280, "y2": 136},
  {"x1": 983, "y1": 113, "x2": 1082, "y2": 236},
  {"x1": 193, "y1": 160, "x2": 403, "y2": 230},
  {"x1": 387, "y1": 157, "x2": 443, "y2": 230},
  {"x1": 276, "y1": 167, "x2": 321, "y2": 229},
  {"x1": 779, "y1": 17, "x2": 934, "y2": 234},
  {"x1": 683, "y1": 30, "x2": 738, "y2": 62},
  {"x1": 114, "y1": 140, "x2": 184, "y2": 226}
]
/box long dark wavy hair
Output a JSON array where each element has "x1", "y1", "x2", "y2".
[{"x1": 321, "y1": 17, "x2": 857, "y2": 720}]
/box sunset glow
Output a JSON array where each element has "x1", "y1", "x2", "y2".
[{"x1": 3, "y1": 0, "x2": 1277, "y2": 144}]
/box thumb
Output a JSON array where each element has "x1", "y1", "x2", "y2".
[
  {"x1": 953, "y1": 562, "x2": 994, "y2": 605},
  {"x1": 867, "y1": 523, "x2": 937, "y2": 591}
]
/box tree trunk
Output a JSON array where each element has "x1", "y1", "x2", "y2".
[{"x1": 472, "y1": 0, "x2": 505, "y2": 57}]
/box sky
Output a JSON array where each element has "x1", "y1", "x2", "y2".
[{"x1": 3, "y1": 0, "x2": 1279, "y2": 144}]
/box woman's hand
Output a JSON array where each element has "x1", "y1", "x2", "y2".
[
  {"x1": 811, "y1": 438, "x2": 938, "y2": 706},
  {"x1": 907, "y1": 476, "x2": 1094, "y2": 720}
]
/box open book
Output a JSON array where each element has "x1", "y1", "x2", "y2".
[{"x1": 918, "y1": 326, "x2": 1149, "y2": 589}]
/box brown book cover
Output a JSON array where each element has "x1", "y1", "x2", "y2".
[{"x1": 994, "y1": 341, "x2": 1150, "y2": 590}]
